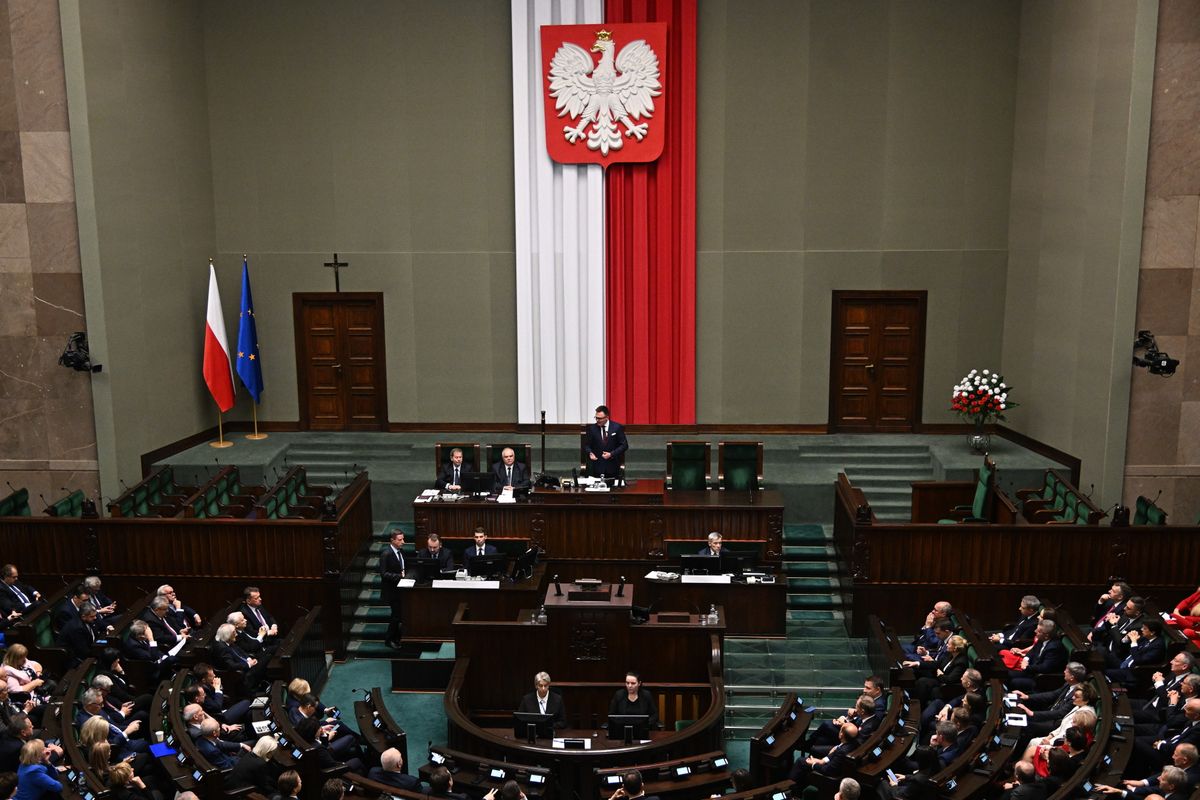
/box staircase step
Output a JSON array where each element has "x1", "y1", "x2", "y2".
[
  {"x1": 781, "y1": 545, "x2": 836, "y2": 559},
  {"x1": 787, "y1": 593, "x2": 844, "y2": 609},
  {"x1": 786, "y1": 577, "x2": 839, "y2": 590},
  {"x1": 783, "y1": 561, "x2": 834, "y2": 577}
]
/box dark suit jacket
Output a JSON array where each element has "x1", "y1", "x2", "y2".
[
  {"x1": 461, "y1": 543, "x2": 499, "y2": 568},
  {"x1": 518, "y1": 689, "x2": 567, "y2": 728},
  {"x1": 212, "y1": 640, "x2": 254, "y2": 672},
  {"x1": 366, "y1": 768, "x2": 423, "y2": 792},
  {"x1": 140, "y1": 611, "x2": 186, "y2": 647},
  {"x1": 196, "y1": 736, "x2": 240, "y2": 770},
  {"x1": 492, "y1": 460, "x2": 531, "y2": 491},
  {"x1": 0, "y1": 582, "x2": 39, "y2": 615},
  {"x1": 380, "y1": 545, "x2": 406, "y2": 603},
  {"x1": 1122, "y1": 635, "x2": 1166, "y2": 668},
  {"x1": 584, "y1": 422, "x2": 628, "y2": 478},
  {"x1": 53, "y1": 600, "x2": 84, "y2": 631},
  {"x1": 436, "y1": 462, "x2": 474, "y2": 491},
  {"x1": 229, "y1": 753, "x2": 282, "y2": 794},
  {"x1": 697, "y1": 546, "x2": 721, "y2": 556},
  {"x1": 0, "y1": 734, "x2": 23, "y2": 772},
  {"x1": 56, "y1": 615, "x2": 97, "y2": 665},
  {"x1": 1000, "y1": 781, "x2": 1047, "y2": 800},
  {"x1": 121, "y1": 636, "x2": 165, "y2": 664},
  {"x1": 416, "y1": 548, "x2": 455, "y2": 572},
  {"x1": 1024, "y1": 638, "x2": 1069, "y2": 675},
  {"x1": 1000, "y1": 614, "x2": 1039, "y2": 645},
  {"x1": 814, "y1": 742, "x2": 854, "y2": 776},
  {"x1": 238, "y1": 603, "x2": 277, "y2": 633}
]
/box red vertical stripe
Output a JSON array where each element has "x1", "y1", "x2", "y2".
[{"x1": 605, "y1": 0, "x2": 697, "y2": 424}]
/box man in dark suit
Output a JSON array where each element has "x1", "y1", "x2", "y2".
[
  {"x1": 1007, "y1": 619, "x2": 1069, "y2": 691},
  {"x1": 381, "y1": 529, "x2": 406, "y2": 649},
  {"x1": 0, "y1": 564, "x2": 41, "y2": 617},
  {"x1": 697, "y1": 532, "x2": 722, "y2": 556},
  {"x1": 0, "y1": 712, "x2": 32, "y2": 772},
  {"x1": 1093, "y1": 596, "x2": 1147, "y2": 665},
  {"x1": 1135, "y1": 653, "x2": 1196, "y2": 728},
  {"x1": 517, "y1": 671, "x2": 567, "y2": 729},
  {"x1": 195, "y1": 717, "x2": 247, "y2": 770},
  {"x1": 790, "y1": 722, "x2": 857, "y2": 785},
  {"x1": 988, "y1": 595, "x2": 1040, "y2": 646},
  {"x1": 83, "y1": 576, "x2": 117, "y2": 620},
  {"x1": 155, "y1": 583, "x2": 202, "y2": 629},
  {"x1": 584, "y1": 405, "x2": 628, "y2": 480},
  {"x1": 121, "y1": 620, "x2": 177, "y2": 682},
  {"x1": 492, "y1": 448, "x2": 531, "y2": 491},
  {"x1": 1000, "y1": 760, "x2": 1046, "y2": 800},
  {"x1": 462, "y1": 527, "x2": 499, "y2": 569},
  {"x1": 239, "y1": 586, "x2": 279, "y2": 643},
  {"x1": 53, "y1": 584, "x2": 91, "y2": 631},
  {"x1": 437, "y1": 448, "x2": 472, "y2": 492},
  {"x1": 1107, "y1": 619, "x2": 1169, "y2": 687},
  {"x1": 142, "y1": 595, "x2": 189, "y2": 648},
  {"x1": 57, "y1": 603, "x2": 99, "y2": 667},
  {"x1": 1132, "y1": 698, "x2": 1200, "y2": 779},
  {"x1": 367, "y1": 748, "x2": 423, "y2": 791},
  {"x1": 417, "y1": 534, "x2": 455, "y2": 573},
  {"x1": 1009, "y1": 662, "x2": 1089, "y2": 737}
]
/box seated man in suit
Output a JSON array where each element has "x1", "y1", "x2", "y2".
[
  {"x1": 437, "y1": 448, "x2": 472, "y2": 492},
  {"x1": 1134, "y1": 652, "x2": 1196, "y2": 728},
  {"x1": 428, "y1": 766, "x2": 468, "y2": 800},
  {"x1": 82, "y1": 576, "x2": 117, "y2": 621},
  {"x1": 790, "y1": 722, "x2": 857, "y2": 785},
  {"x1": 462, "y1": 527, "x2": 499, "y2": 569},
  {"x1": 903, "y1": 600, "x2": 953, "y2": 659},
  {"x1": 1007, "y1": 619, "x2": 1069, "y2": 691},
  {"x1": 698, "y1": 532, "x2": 722, "y2": 557},
  {"x1": 292, "y1": 692, "x2": 361, "y2": 759},
  {"x1": 228, "y1": 611, "x2": 275, "y2": 657},
  {"x1": 1000, "y1": 760, "x2": 1046, "y2": 800},
  {"x1": 195, "y1": 716, "x2": 248, "y2": 770},
  {"x1": 1107, "y1": 619, "x2": 1169, "y2": 687},
  {"x1": 0, "y1": 564, "x2": 41, "y2": 618},
  {"x1": 988, "y1": 595, "x2": 1041, "y2": 646},
  {"x1": 121, "y1": 620, "x2": 177, "y2": 681},
  {"x1": 77, "y1": 688, "x2": 148, "y2": 756},
  {"x1": 805, "y1": 694, "x2": 877, "y2": 757},
  {"x1": 239, "y1": 586, "x2": 280, "y2": 643},
  {"x1": 141, "y1": 594, "x2": 190, "y2": 648},
  {"x1": 367, "y1": 747, "x2": 423, "y2": 791},
  {"x1": 53, "y1": 584, "x2": 90, "y2": 631},
  {"x1": 585, "y1": 405, "x2": 628, "y2": 480},
  {"x1": 492, "y1": 448, "x2": 531, "y2": 492},
  {"x1": 211, "y1": 623, "x2": 267, "y2": 692},
  {"x1": 192, "y1": 663, "x2": 252, "y2": 725},
  {"x1": 517, "y1": 671, "x2": 566, "y2": 729},
  {"x1": 1092, "y1": 596, "x2": 1147, "y2": 666},
  {"x1": 607, "y1": 771, "x2": 649, "y2": 800},
  {"x1": 931, "y1": 720, "x2": 963, "y2": 767},
  {"x1": 156, "y1": 583, "x2": 202, "y2": 629},
  {"x1": 417, "y1": 534, "x2": 455, "y2": 575},
  {"x1": 56, "y1": 603, "x2": 99, "y2": 668}
]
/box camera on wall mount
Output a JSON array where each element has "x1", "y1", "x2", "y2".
[
  {"x1": 1132, "y1": 330, "x2": 1178, "y2": 376},
  {"x1": 58, "y1": 332, "x2": 102, "y2": 373}
]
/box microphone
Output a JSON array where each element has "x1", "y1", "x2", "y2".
[
  {"x1": 553, "y1": 575, "x2": 563, "y2": 597},
  {"x1": 5, "y1": 481, "x2": 17, "y2": 493},
  {"x1": 616, "y1": 576, "x2": 626, "y2": 598},
  {"x1": 38, "y1": 493, "x2": 51, "y2": 513}
]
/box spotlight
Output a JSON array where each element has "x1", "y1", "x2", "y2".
[{"x1": 1132, "y1": 330, "x2": 1178, "y2": 377}]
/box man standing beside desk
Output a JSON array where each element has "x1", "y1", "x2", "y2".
[
  {"x1": 609, "y1": 672, "x2": 659, "y2": 728},
  {"x1": 492, "y1": 448, "x2": 530, "y2": 492},
  {"x1": 462, "y1": 527, "x2": 498, "y2": 569},
  {"x1": 585, "y1": 405, "x2": 628, "y2": 480},
  {"x1": 698, "y1": 532, "x2": 722, "y2": 557},
  {"x1": 381, "y1": 530, "x2": 406, "y2": 650},
  {"x1": 517, "y1": 671, "x2": 566, "y2": 728}
]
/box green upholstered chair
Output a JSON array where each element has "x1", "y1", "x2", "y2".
[
  {"x1": 1016, "y1": 470, "x2": 1063, "y2": 513},
  {"x1": 666, "y1": 441, "x2": 710, "y2": 491},
  {"x1": 0, "y1": 487, "x2": 31, "y2": 517},
  {"x1": 486, "y1": 443, "x2": 533, "y2": 473},
  {"x1": 1146, "y1": 504, "x2": 1168, "y2": 526},
  {"x1": 46, "y1": 489, "x2": 85, "y2": 518},
  {"x1": 718, "y1": 441, "x2": 763, "y2": 490},
  {"x1": 938, "y1": 457, "x2": 995, "y2": 524},
  {"x1": 578, "y1": 429, "x2": 625, "y2": 482},
  {"x1": 435, "y1": 442, "x2": 482, "y2": 481}
]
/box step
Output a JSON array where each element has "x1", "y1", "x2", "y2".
[
  {"x1": 844, "y1": 484, "x2": 916, "y2": 497},
  {"x1": 797, "y1": 443, "x2": 931, "y2": 454},
  {"x1": 780, "y1": 545, "x2": 836, "y2": 559},
  {"x1": 787, "y1": 593, "x2": 844, "y2": 609},
  {"x1": 782, "y1": 526, "x2": 831, "y2": 545},
  {"x1": 783, "y1": 561, "x2": 834, "y2": 577},
  {"x1": 786, "y1": 576, "x2": 839, "y2": 591}
]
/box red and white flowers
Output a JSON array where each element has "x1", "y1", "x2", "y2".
[{"x1": 950, "y1": 369, "x2": 1017, "y2": 424}]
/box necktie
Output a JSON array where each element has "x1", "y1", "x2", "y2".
[
  {"x1": 602, "y1": 426, "x2": 608, "y2": 442},
  {"x1": 10, "y1": 585, "x2": 28, "y2": 606},
  {"x1": 453, "y1": 467, "x2": 459, "y2": 485},
  {"x1": 478, "y1": 548, "x2": 483, "y2": 557},
  {"x1": 163, "y1": 616, "x2": 178, "y2": 637},
  {"x1": 507, "y1": 466, "x2": 512, "y2": 484},
  {"x1": 539, "y1": 696, "x2": 547, "y2": 714},
  {"x1": 253, "y1": 606, "x2": 266, "y2": 628}
]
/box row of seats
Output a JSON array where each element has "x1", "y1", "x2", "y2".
[
  {"x1": 108, "y1": 465, "x2": 196, "y2": 518},
  {"x1": 1015, "y1": 469, "x2": 1106, "y2": 525}
]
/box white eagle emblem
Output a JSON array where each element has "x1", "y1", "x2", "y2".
[{"x1": 547, "y1": 29, "x2": 662, "y2": 156}]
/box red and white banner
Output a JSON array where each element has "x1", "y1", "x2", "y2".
[
  {"x1": 202, "y1": 263, "x2": 236, "y2": 413},
  {"x1": 540, "y1": 23, "x2": 667, "y2": 167}
]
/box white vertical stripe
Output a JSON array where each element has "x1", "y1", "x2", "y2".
[{"x1": 512, "y1": 0, "x2": 606, "y2": 425}]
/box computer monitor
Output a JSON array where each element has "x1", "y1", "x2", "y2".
[
  {"x1": 513, "y1": 711, "x2": 554, "y2": 741},
  {"x1": 467, "y1": 553, "x2": 507, "y2": 578},
  {"x1": 679, "y1": 554, "x2": 719, "y2": 575},
  {"x1": 461, "y1": 471, "x2": 494, "y2": 495},
  {"x1": 720, "y1": 551, "x2": 751, "y2": 575},
  {"x1": 511, "y1": 546, "x2": 538, "y2": 581},
  {"x1": 607, "y1": 714, "x2": 650, "y2": 742},
  {"x1": 410, "y1": 556, "x2": 452, "y2": 583}
]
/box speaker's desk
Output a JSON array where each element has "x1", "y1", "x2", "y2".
[{"x1": 412, "y1": 479, "x2": 784, "y2": 562}]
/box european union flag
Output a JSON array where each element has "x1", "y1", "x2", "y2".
[{"x1": 235, "y1": 258, "x2": 264, "y2": 403}]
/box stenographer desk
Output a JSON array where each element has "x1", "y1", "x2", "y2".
[{"x1": 412, "y1": 479, "x2": 784, "y2": 561}]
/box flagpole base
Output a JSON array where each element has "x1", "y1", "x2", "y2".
[
  {"x1": 209, "y1": 440, "x2": 234, "y2": 449},
  {"x1": 245, "y1": 433, "x2": 269, "y2": 440}
]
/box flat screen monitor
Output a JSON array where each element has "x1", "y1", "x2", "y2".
[
  {"x1": 410, "y1": 556, "x2": 452, "y2": 583},
  {"x1": 720, "y1": 551, "x2": 751, "y2": 575},
  {"x1": 511, "y1": 546, "x2": 539, "y2": 581},
  {"x1": 513, "y1": 711, "x2": 554, "y2": 741},
  {"x1": 679, "y1": 554, "x2": 719, "y2": 575},
  {"x1": 467, "y1": 553, "x2": 508, "y2": 578},
  {"x1": 461, "y1": 471, "x2": 494, "y2": 495},
  {"x1": 607, "y1": 714, "x2": 650, "y2": 742}
]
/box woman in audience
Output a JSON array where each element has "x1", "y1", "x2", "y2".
[
  {"x1": 1025, "y1": 691, "x2": 1098, "y2": 774},
  {"x1": 0, "y1": 648, "x2": 50, "y2": 725},
  {"x1": 106, "y1": 760, "x2": 160, "y2": 800},
  {"x1": 1167, "y1": 586, "x2": 1200, "y2": 646},
  {"x1": 80, "y1": 716, "x2": 113, "y2": 755},
  {"x1": 286, "y1": 679, "x2": 321, "y2": 715},
  {"x1": 914, "y1": 634, "x2": 969, "y2": 704},
  {"x1": 229, "y1": 735, "x2": 283, "y2": 795},
  {"x1": 14, "y1": 740, "x2": 59, "y2": 800},
  {"x1": 88, "y1": 741, "x2": 112, "y2": 784},
  {"x1": 275, "y1": 769, "x2": 302, "y2": 800}
]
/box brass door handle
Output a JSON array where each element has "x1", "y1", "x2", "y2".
[
  {"x1": 865, "y1": 363, "x2": 875, "y2": 370},
  {"x1": 332, "y1": 363, "x2": 342, "y2": 370}
]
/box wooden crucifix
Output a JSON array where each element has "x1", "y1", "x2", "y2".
[{"x1": 323, "y1": 252, "x2": 349, "y2": 292}]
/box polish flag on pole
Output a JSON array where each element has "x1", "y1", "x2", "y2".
[{"x1": 202, "y1": 262, "x2": 236, "y2": 412}]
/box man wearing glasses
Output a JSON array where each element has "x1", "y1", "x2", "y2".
[{"x1": 584, "y1": 405, "x2": 628, "y2": 481}]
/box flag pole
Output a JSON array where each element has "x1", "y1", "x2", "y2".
[
  {"x1": 211, "y1": 411, "x2": 233, "y2": 448},
  {"x1": 246, "y1": 404, "x2": 268, "y2": 440}
]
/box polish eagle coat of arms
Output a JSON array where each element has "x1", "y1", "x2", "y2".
[{"x1": 540, "y1": 23, "x2": 667, "y2": 166}]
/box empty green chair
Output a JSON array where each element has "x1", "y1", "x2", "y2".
[
  {"x1": 718, "y1": 441, "x2": 763, "y2": 490},
  {"x1": 666, "y1": 441, "x2": 710, "y2": 491}
]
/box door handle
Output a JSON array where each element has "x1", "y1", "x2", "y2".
[
  {"x1": 865, "y1": 363, "x2": 875, "y2": 371},
  {"x1": 332, "y1": 363, "x2": 342, "y2": 371}
]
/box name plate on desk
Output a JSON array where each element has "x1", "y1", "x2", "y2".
[
  {"x1": 432, "y1": 580, "x2": 501, "y2": 589},
  {"x1": 567, "y1": 590, "x2": 611, "y2": 601},
  {"x1": 553, "y1": 738, "x2": 591, "y2": 750},
  {"x1": 397, "y1": 579, "x2": 416, "y2": 589},
  {"x1": 681, "y1": 574, "x2": 732, "y2": 584}
]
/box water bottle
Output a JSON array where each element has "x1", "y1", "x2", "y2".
[
  {"x1": 707, "y1": 604, "x2": 719, "y2": 626},
  {"x1": 536, "y1": 605, "x2": 548, "y2": 625}
]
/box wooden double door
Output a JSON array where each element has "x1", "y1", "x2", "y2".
[
  {"x1": 828, "y1": 291, "x2": 927, "y2": 432},
  {"x1": 293, "y1": 293, "x2": 388, "y2": 430}
]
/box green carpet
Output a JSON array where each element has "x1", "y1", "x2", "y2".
[{"x1": 322, "y1": 658, "x2": 448, "y2": 753}]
